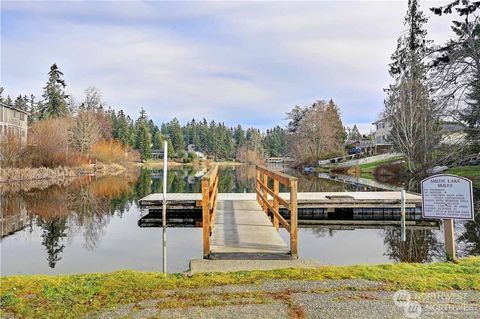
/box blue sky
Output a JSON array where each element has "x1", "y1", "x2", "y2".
[{"x1": 1, "y1": 1, "x2": 453, "y2": 132}]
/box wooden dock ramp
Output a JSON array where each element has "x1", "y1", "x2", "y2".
[
  {"x1": 200, "y1": 165, "x2": 298, "y2": 260},
  {"x1": 210, "y1": 200, "x2": 290, "y2": 259}
]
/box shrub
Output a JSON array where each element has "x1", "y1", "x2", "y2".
[
  {"x1": 29, "y1": 117, "x2": 72, "y2": 167},
  {"x1": 0, "y1": 133, "x2": 29, "y2": 167},
  {"x1": 91, "y1": 140, "x2": 128, "y2": 164}
]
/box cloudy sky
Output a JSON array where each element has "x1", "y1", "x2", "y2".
[{"x1": 1, "y1": 0, "x2": 454, "y2": 132}]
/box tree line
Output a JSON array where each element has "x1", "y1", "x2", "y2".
[{"x1": 0, "y1": 64, "x2": 291, "y2": 165}]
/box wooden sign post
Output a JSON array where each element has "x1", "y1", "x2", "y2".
[{"x1": 421, "y1": 174, "x2": 474, "y2": 261}]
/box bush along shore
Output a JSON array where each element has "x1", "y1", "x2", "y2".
[
  {"x1": 0, "y1": 163, "x2": 126, "y2": 183},
  {"x1": 0, "y1": 257, "x2": 478, "y2": 319}
]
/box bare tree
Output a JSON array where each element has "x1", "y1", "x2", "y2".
[
  {"x1": 69, "y1": 111, "x2": 101, "y2": 158},
  {"x1": 385, "y1": 79, "x2": 440, "y2": 173},
  {"x1": 287, "y1": 100, "x2": 345, "y2": 164},
  {"x1": 81, "y1": 86, "x2": 105, "y2": 111}
]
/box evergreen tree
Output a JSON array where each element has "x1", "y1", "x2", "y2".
[
  {"x1": 263, "y1": 126, "x2": 287, "y2": 157},
  {"x1": 384, "y1": 0, "x2": 438, "y2": 173},
  {"x1": 348, "y1": 124, "x2": 362, "y2": 140},
  {"x1": 135, "y1": 108, "x2": 152, "y2": 161},
  {"x1": 167, "y1": 118, "x2": 185, "y2": 152},
  {"x1": 430, "y1": 1, "x2": 480, "y2": 152},
  {"x1": 14, "y1": 95, "x2": 28, "y2": 111},
  {"x1": 233, "y1": 124, "x2": 247, "y2": 146},
  {"x1": 326, "y1": 100, "x2": 346, "y2": 144},
  {"x1": 286, "y1": 105, "x2": 309, "y2": 133},
  {"x1": 40, "y1": 63, "x2": 69, "y2": 119},
  {"x1": 28, "y1": 94, "x2": 41, "y2": 123},
  {"x1": 115, "y1": 110, "x2": 132, "y2": 146},
  {"x1": 152, "y1": 130, "x2": 164, "y2": 149},
  {"x1": 167, "y1": 139, "x2": 175, "y2": 158}
]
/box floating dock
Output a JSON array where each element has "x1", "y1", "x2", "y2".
[{"x1": 139, "y1": 191, "x2": 422, "y2": 208}]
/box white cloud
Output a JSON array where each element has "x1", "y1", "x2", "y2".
[{"x1": 1, "y1": 0, "x2": 454, "y2": 128}]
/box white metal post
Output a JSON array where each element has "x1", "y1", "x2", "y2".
[
  {"x1": 162, "y1": 140, "x2": 168, "y2": 273},
  {"x1": 401, "y1": 190, "x2": 406, "y2": 242}
]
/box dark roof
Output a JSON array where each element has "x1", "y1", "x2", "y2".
[
  {"x1": 372, "y1": 117, "x2": 391, "y2": 125},
  {"x1": 0, "y1": 101, "x2": 29, "y2": 114}
]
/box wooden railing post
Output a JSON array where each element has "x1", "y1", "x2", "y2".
[
  {"x1": 201, "y1": 178, "x2": 210, "y2": 258},
  {"x1": 290, "y1": 178, "x2": 298, "y2": 258},
  {"x1": 256, "y1": 168, "x2": 261, "y2": 207},
  {"x1": 255, "y1": 165, "x2": 298, "y2": 258},
  {"x1": 263, "y1": 172, "x2": 268, "y2": 214},
  {"x1": 273, "y1": 179, "x2": 279, "y2": 230}
]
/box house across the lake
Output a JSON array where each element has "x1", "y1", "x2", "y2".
[
  {"x1": 0, "y1": 102, "x2": 29, "y2": 147},
  {"x1": 372, "y1": 116, "x2": 393, "y2": 153}
]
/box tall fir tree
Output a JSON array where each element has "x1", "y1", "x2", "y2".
[
  {"x1": 233, "y1": 124, "x2": 247, "y2": 146},
  {"x1": 40, "y1": 63, "x2": 69, "y2": 119},
  {"x1": 384, "y1": 0, "x2": 438, "y2": 173},
  {"x1": 135, "y1": 108, "x2": 152, "y2": 161},
  {"x1": 168, "y1": 118, "x2": 185, "y2": 152}
]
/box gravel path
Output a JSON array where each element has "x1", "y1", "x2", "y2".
[{"x1": 86, "y1": 279, "x2": 480, "y2": 319}]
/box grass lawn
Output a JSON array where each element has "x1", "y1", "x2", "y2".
[
  {"x1": 446, "y1": 165, "x2": 480, "y2": 187},
  {"x1": 1, "y1": 257, "x2": 479, "y2": 319},
  {"x1": 357, "y1": 156, "x2": 405, "y2": 179},
  {"x1": 358, "y1": 156, "x2": 405, "y2": 174}
]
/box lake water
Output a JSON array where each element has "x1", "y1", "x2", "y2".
[{"x1": 1, "y1": 165, "x2": 478, "y2": 275}]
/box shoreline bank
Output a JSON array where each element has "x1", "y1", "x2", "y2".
[
  {"x1": 1, "y1": 257, "x2": 478, "y2": 319},
  {"x1": 0, "y1": 163, "x2": 127, "y2": 184}
]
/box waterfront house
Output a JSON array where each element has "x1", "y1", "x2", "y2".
[
  {"x1": 372, "y1": 117, "x2": 392, "y2": 145},
  {"x1": 372, "y1": 116, "x2": 393, "y2": 153},
  {"x1": 0, "y1": 102, "x2": 29, "y2": 147}
]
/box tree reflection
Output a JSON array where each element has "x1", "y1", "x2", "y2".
[
  {"x1": 458, "y1": 191, "x2": 480, "y2": 257},
  {"x1": 296, "y1": 173, "x2": 350, "y2": 192},
  {"x1": 309, "y1": 226, "x2": 336, "y2": 238},
  {"x1": 16, "y1": 172, "x2": 138, "y2": 267},
  {"x1": 233, "y1": 165, "x2": 256, "y2": 192},
  {"x1": 383, "y1": 228, "x2": 443, "y2": 263},
  {"x1": 37, "y1": 217, "x2": 67, "y2": 268}
]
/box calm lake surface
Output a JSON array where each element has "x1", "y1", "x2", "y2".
[{"x1": 1, "y1": 165, "x2": 479, "y2": 275}]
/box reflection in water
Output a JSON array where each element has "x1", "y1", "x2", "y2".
[
  {"x1": 37, "y1": 218, "x2": 67, "y2": 268},
  {"x1": 2, "y1": 172, "x2": 138, "y2": 269},
  {"x1": 0, "y1": 165, "x2": 478, "y2": 274},
  {"x1": 383, "y1": 229, "x2": 443, "y2": 263},
  {"x1": 458, "y1": 190, "x2": 480, "y2": 257}
]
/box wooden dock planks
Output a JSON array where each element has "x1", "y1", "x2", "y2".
[{"x1": 209, "y1": 200, "x2": 290, "y2": 259}]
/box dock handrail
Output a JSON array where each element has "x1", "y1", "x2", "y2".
[
  {"x1": 255, "y1": 165, "x2": 298, "y2": 258},
  {"x1": 201, "y1": 165, "x2": 219, "y2": 258}
]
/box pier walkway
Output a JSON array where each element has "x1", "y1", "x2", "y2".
[{"x1": 210, "y1": 200, "x2": 289, "y2": 259}]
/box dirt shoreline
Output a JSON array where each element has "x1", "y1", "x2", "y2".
[{"x1": 0, "y1": 163, "x2": 126, "y2": 184}]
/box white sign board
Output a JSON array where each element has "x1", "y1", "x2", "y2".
[{"x1": 421, "y1": 174, "x2": 474, "y2": 220}]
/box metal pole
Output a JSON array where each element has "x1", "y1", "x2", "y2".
[
  {"x1": 162, "y1": 140, "x2": 168, "y2": 273},
  {"x1": 400, "y1": 189, "x2": 406, "y2": 242}
]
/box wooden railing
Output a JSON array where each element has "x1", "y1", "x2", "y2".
[
  {"x1": 255, "y1": 165, "x2": 298, "y2": 258},
  {"x1": 201, "y1": 165, "x2": 219, "y2": 258}
]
